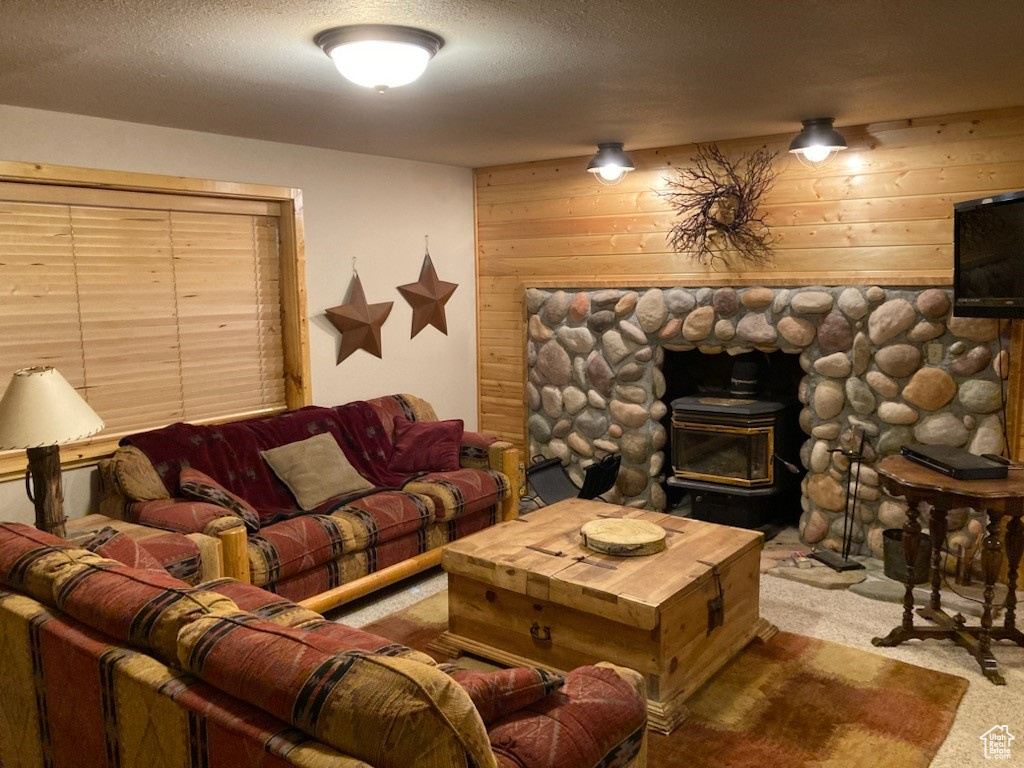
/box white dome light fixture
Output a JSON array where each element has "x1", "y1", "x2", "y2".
[
  {"x1": 316, "y1": 24, "x2": 444, "y2": 93},
  {"x1": 788, "y1": 118, "x2": 848, "y2": 169},
  {"x1": 586, "y1": 143, "x2": 635, "y2": 186}
]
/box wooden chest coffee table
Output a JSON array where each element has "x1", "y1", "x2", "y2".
[{"x1": 432, "y1": 498, "x2": 776, "y2": 733}]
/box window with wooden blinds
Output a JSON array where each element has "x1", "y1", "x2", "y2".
[{"x1": 0, "y1": 162, "x2": 309, "y2": 479}]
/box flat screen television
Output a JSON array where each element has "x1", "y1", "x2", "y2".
[{"x1": 953, "y1": 190, "x2": 1024, "y2": 318}]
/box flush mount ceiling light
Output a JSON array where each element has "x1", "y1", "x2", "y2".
[
  {"x1": 316, "y1": 24, "x2": 444, "y2": 93},
  {"x1": 586, "y1": 143, "x2": 636, "y2": 186},
  {"x1": 788, "y1": 118, "x2": 848, "y2": 169}
]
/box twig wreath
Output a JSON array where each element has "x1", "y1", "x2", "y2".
[{"x1": 662, "y1": 144, "x2": 779, "y2": 267}]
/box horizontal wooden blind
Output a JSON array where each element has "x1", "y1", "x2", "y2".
[{"x1": 0, "y1": 185, "x2": 286, "y2": 471}]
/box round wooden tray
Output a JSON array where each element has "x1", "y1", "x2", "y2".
[{"x1": 580, "y1": 518, "x2": 667, "y2": 557}]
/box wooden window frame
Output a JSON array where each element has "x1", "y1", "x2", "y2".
[{"x1": 0, "y1": 160, "x2": 311, "y2": 481}]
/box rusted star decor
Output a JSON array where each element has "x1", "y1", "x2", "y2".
[
  {"x1": 397, "y1": 251, "x2": 458, "y2": 338},
  {"x1": 325, "y1": 272, "x2": 394, "y2": 363}
]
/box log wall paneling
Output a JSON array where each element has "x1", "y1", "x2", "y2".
[{"x1": 474, "y1": 107, "x2": 1024, "y2": 457}]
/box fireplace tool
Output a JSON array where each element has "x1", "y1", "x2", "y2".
[{"x1": 811, "y1": 430, "x2": 868, "y2": 572}]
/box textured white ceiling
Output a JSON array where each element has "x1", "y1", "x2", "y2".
[{"x1": 2, "y1": 0, "x2": 1022, "y2": 167}]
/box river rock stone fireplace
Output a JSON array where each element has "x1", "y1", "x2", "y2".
[{"x1": 524, "y1": 285, "x2": 1008, "y2": 557}]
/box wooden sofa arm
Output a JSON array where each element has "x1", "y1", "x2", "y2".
[
  {"x1": 499, "y1": 444, "x2": 521, "y2": 521},
  {"x1": 216, "y1": 526, "x2": 251, "y2": 583}
]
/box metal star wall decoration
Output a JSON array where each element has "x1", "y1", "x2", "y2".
[
  {"x1": 397, "y1": 252, "x2": 458, "y2": 338},
  {"x1": 325, "y1": 273, "x2": 394, "y2": 363}
]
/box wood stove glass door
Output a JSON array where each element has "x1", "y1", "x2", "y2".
[{"x1": 671, "y1": 421, "x2": 773, "y2": 487}]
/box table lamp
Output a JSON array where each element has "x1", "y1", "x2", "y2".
[{"x1": 0, "y1": 367, "x2": 104, "y2": 538}]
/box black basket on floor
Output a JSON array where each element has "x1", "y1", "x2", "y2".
[{"x1": 882, "y1": 528, "x2": 931, "y2": 585}]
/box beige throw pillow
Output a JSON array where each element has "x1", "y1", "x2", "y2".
[
  {"x1": 261, "y1": 433, "x2": 374, "y2": 510},
  {"x1": 114, "y1": 446, "x2": 171, "y2": 500}
]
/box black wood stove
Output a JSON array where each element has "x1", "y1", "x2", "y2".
[{"x1": 667, "y1": 394, "x2": 801, "y2": 529}]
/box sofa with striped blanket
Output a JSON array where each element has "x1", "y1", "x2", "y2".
[
  {"x1": 0, "y1": 522, "x2": 647, "y2": 768},
  {"x1": 97, "y1": 394, "x2": 519, "y2": 610}
]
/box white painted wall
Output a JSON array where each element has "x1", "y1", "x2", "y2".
[{"x1": 0, "y1": 104, "x2": 477, "y2": 525}]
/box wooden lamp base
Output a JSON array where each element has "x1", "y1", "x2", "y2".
[{"x1": 26, "y1": 444, "x2": 66, "y2": 538}]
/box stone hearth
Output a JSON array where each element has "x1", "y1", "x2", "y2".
[{"x1": 525, "y1": 285, "x2": 1009, "y2": 557}]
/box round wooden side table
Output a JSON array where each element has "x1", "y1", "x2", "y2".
[{"x1": 872, "y1": 455, "x2": 1024, "y2": 684}]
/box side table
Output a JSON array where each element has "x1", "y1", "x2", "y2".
[{"x1": 872, "y1": 455, "x2": 1024, "y2": 684}]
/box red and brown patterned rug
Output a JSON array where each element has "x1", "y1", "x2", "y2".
[{"x1": 364, "y1": 591, "x2": 968, "y2": 768}]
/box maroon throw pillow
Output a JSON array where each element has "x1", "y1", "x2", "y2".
[
  {"x1": 179, "y1": 467, "x2": 261, "y2": 534},
  {"x1": 446, "y1": 667, "x2": 565, "y2": 724},
  {"x1": 388, "y1": 417, "x2": 463, "y2": 474}
]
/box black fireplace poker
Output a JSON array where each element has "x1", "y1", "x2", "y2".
[{"x1": 810, "y1": 431, "x2": 868, "y2": 573}]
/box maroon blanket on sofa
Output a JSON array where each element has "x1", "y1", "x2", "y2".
[
  {"x1": 330, "y1": 401, "x2": 410, "y2": 488},
  {"x1": 122, "y1": 402, "x2": 411, "y2": 523}
]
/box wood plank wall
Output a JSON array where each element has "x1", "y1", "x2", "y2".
[{"x1": 474, "y1": 107, "x2": 1024, "y2": 456}]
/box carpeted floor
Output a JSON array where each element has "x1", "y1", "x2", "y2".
[{"x1": 361, "y1": 588, "x2": 969, "y2": 768}]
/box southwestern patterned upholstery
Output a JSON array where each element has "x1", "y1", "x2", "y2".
[
  {"x1": 405, "y1": 468, "x2": 509, "y2": 522},
  {"x1": 459, "y1": 430, "x2": 504, "y2": 469},
  {"x1": 179, "y1": 467, "x2": 263, "y2": 533},
  {"x1": 100, "y1": 394, "x2": 516, "y2": 602},
  {"x1": 245, "y1": 491, "x2": 434, "y2": 587},
  {"x1": 130, "y1": 498, "x2": 247, "y2": 539},
  {"x1": 447, "y1": 667, "x2": 567, "y2": 725},
  {"x1": 79, "y1": 526, "x2": 165, "y2": 572},
  {"x1": 80, "y1": 526, "x2": 206, "y2": 585},
  {"x1": 487, "y1": 666, "x2": 648, "y2": 768},
  {"x1": 0, "y1": 522, "x2": 647, "y2": 768},
  {"x1": 202, "y1": 576, "x2": 439, "y2": 668},
  {"x1": 177, "y1": 614, "x2": 498, "y2": 768},
  {"x1": 130, "y1": 530, "x2": 207, "y2": 584}
]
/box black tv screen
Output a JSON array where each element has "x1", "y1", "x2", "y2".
[{"x1": 953, "y1": 190, "x2": 1024, "y2": 318}]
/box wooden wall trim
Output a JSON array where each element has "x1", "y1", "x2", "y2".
[
  {"x1": 474, "y1": 180, "x2": 486, "y2": 435},
  {"x1": 522, "y1": 275, "x2": 952, "y2": 289},
  {"x1": 278, "y1": 188, "x2": 312, "y2": 409},
  {"x1": 0, "y1": 160, "x2": 301, "y2": 202},
  {"x1": 1008, "y1": 321, "x2": 1023, "y2": 461}
]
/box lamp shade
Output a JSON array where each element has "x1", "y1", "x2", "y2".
[{"x1": 0, "y1": 367, "x2": 104, "y2": 449}]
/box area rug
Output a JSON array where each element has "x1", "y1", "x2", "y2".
[{"x1": 363, "y1": 591, "x2": 968, "y2": 768}]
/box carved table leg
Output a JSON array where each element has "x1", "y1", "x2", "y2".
[
  {"x1": 978, "y1": 511, "x2": 1005, "y2": 684},
  {"x1": 928, "y1": 504, "x2": 947, "y2": 612},
  {"x1": 873, "y1": 500, "x2": 924, "y2": 647},
  {"x1": 901, "y1": 502, "x2": 924, "y2": 630},
  {"x1": 1006, "y1": 516, "x2": 1024, "y2": 631}
]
